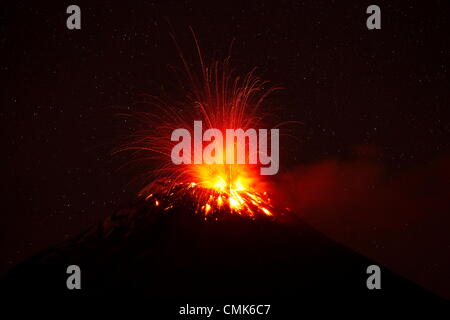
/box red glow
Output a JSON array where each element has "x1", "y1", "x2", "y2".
[{"x1": 119, "y1": 35, "x2": 282, "y2": 218}]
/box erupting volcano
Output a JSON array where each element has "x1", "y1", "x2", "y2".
[
  {"x1": 117, "y1": 33, "x2": 285, "y2": 219},
  {"x1": 1, "y1": 36, "x2": 440, "y2": 309}
]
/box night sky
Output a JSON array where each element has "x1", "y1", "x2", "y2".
[{"x1": 1, "y1": 1, "x2": 449, "y2": 298}]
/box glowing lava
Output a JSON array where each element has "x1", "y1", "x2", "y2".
[
  {"x1": 120, "y1": 33, "x2": 283, "y2": 218},
  {"x1": 141, "y1": 179, "x2": 274, "y2": 218}
]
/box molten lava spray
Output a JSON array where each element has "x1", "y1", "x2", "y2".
[{"x1": 119, "y1": 34, "x2": 284, "y2": 218}]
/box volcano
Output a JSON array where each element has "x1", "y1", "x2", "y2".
[{"x1": 1, "y1": 185, "x2": 441, "y2": 312}]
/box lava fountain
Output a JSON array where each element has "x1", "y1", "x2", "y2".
[{"x1": 118, "y1": 34, "x2": 286, "y2": 219}]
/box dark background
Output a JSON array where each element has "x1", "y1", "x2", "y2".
[{"x1": 1, "y1": 1, "x2": 449, "y2": 298}]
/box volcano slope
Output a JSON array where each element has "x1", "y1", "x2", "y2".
[{"x1": 1, "y1": 188, "x2": 442, "y2": 309}]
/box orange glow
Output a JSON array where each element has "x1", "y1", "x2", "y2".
[
  {"x1": 143, "y1": 179, "x2": 274, "y2": 218},
  {"x1": 120, "y1": 37, "x2": 283, "y2": 219},
  {"x1": 182, "y1": 157, "x2": 273, "y2": 216}
]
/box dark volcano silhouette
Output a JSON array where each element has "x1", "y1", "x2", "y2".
[{"x1": 1, "y1": 193, "x2": 442, "y2": 311}]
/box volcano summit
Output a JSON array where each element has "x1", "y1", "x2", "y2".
[{"x1": 1, "y1": 183, "x2": 440, "y2": 313}]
